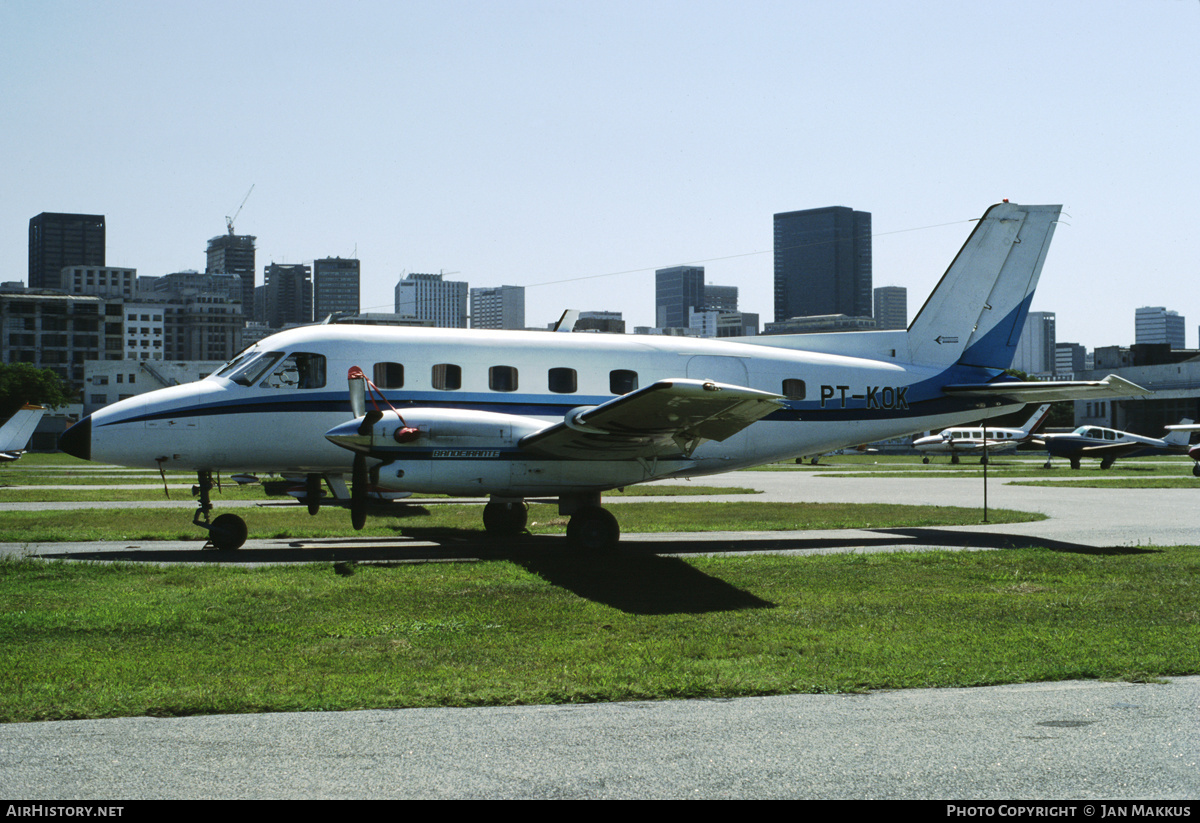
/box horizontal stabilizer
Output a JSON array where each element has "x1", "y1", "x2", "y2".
[
  {"x1": 521, "y1": 378, "x2": 784, "y2": 460},
  {"x1": 942, "y1": 374, "x2": 1149, "y2": 403}
]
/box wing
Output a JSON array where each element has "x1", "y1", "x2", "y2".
[
  {"x1": 1077, "y1": 442, "x2": 1146, "y2": 458},
  {"x1": 520, "y1": 378, "x2": 785, "y2": 460},
  {"x1": 942, "y1": 374, "x2": 1148, "y2": 403}
]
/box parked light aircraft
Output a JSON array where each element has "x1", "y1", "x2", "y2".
[
  {"x1": 1034, "y1": 420, "x2": 1193, "y2": 470},
  {"x1": 0, "y1": 404, "x2": 46, "y2": 461},
  {"x1": 58, "y1": 202, "x2": 1149, "y2": 551},
  {"x1": 1164, "y1": 423, "x2": 1200, "y2": 476},
  {"x1": 913, "y1": 403, "x2": 1052, "y2": 464}
]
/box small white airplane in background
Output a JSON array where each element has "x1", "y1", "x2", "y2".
[
  {"x1": 0, "y1": 404, "x2": 46, "y2": 462},
  {"x1": 913, "y1": 403, "x2": 1053, "y2": 464},
  {"x1": 58, "y1": 202, "x2": 1149, "y2": 551},
  {"x1": 1035, "y1": 420, "x2": 1194, "y2": 470},
  {"x1": 0, "y1": 405, "x2": 46, "y2": 465},
  {"x1": 1163, "y1": 422, "x2": 1200, "y2": 476}
]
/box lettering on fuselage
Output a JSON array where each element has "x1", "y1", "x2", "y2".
[
  {"x1": 819, "y1": 385, "x2": 909, "y2": 410},
  {"x1": 432, "y1": 449, "x2": 502, "y2": 458}
]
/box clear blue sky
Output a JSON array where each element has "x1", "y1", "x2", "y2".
[{"x1": 3, "y1": 0, "x2": 1197, "y2": 349}]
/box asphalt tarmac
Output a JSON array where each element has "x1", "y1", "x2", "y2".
[{"x1": 2, "y1": 466, "x2": 1198, "y2": 799}]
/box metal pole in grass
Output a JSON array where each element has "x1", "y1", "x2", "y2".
[{"x1": 983, "y1": 421, "x2": 989, "y2": 522}]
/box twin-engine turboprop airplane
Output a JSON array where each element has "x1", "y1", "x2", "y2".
[
  {"x1": 912, "y1": 403, "x2": 1052, "y2": 464},
  {"x1": 58, "y1": 202, "x2": 1149, "y2": 551}
]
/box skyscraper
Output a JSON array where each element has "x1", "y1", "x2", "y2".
[
  {"x1": 470, "y1": 285, "x2": 525, "y2": 329},
  {"x1": 28, "y1": 212, "x2": 106, "y2": 291},
  {"x1": 394, "y1": 272, "x2": 468, "y2": 328},
  {"x1": 873, "y1": 286, "x2": 907, "y2": 330},
  {"x1": 206, "y1": 233, "x2": 257, "y2": 318},
  {"x1": 1135, "y1": 306, "x2": 1185, "y2": 349},
  {"x1": 263, "y1": 263, "x2": 312, "y2": 328},
  {"x1": 773, "y1": 206, "x2": 871, "y2": 323},
  {"x1": 1012, "y1": 311, "x2": 1056, "y2": 375},
  {"x1": 655, "y1": 266, "x2": 704, "y2": 329},
  {"x1": 313, "y1": 257, "x2": 361, "y2": 320}
]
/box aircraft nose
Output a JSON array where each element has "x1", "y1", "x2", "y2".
[{"x1": 59, "y1": 414, "x2": 91, "y2": 461}]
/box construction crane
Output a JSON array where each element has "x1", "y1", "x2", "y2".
[{"x1": 226, "y1": 184, "x2": 255, "y2": 235}]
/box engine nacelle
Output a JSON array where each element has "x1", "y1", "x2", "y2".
[{"x1": 325, "y1": 407, "x2": 547, "y2": 458}]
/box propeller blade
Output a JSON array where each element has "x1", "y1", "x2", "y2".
[
  {"x1": 348, "y1": 366, "x2": 366, "y2": 419},
  {"x1": 351, "y1": 453, "x2": 368, "y2": 531}
]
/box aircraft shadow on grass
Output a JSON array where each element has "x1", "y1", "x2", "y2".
[{"x1": 32, "y1": 525, "x2": 1157, "y2": 614}]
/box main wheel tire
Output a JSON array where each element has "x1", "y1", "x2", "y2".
[
  {"x1": 210, "y1": 513, "x2": 248, "y2": 551},
  {"x1": 566, "y1": 507, "x2": 620, "y2": 552},
  {"x1": 483, "y1": 500, "x2": 528, "y2": 536}
]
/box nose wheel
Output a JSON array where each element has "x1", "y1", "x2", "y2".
[{"x1": 193, "y1": 471, "x2": 248, "y2": 551}]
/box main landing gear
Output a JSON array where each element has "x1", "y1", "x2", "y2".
[
  {"x1": 193, "y1": 471, "x2": 247, "y2": 551},
  {"x1": 481, "y1": 493, "x2": 621, "y2": 552}
]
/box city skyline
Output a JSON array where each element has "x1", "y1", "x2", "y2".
[{"x1": 3, "y1": 2, "x2": 1198, "y2": 350}]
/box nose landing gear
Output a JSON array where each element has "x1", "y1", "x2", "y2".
[{"x1": 193, "y1": 471, "x2": 248, "y2": 551}]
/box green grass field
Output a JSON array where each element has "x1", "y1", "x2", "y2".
[{"x1": 0, "y1": 452, "x2": 1196, "y2": 723}]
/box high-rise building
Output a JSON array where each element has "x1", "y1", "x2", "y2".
[
  {"x1": 773, "y1": 206, "x2": 871, "y2": 323},
  {"x1": 1012, "y1": 311, "x2": 1056, "y2": 375},
  {"x1": 1055, "y1": 342, "x2": 1087, "y2": 376},
  {"x1": 263, "y1": 263, "x2": 312, "y2": 328},
  {"x1": 0, "y1": 288, "x2": 124, "y2": 385},
  {"x1": 28, "y1": 213, "x2": 106, "y2": 291},
  {"x1": 313, "y1": 257, "x2": 360, "y2": 321},
  {"x1": 575, "y1": 311, "x2": 624, "y2": 334},
  {"x1": 205, "y1": 233, "x2": 256, "y2": 318},
  {"x1": 151, "y1": 271, "x2": 245, "y2": 360},
  {"x1": 873, "y1": 286, "x2": 907, "y2": 330},
  {"x1": 655, "y1": 266, "x2": 704, "y2": 329},
  {"x1": 394, "y1": 272, "x2": 468, "y2": 329},
  {"x1": 64, "y1": 266, "x2": 138, "y2": 299},
  {"x1": 703, "y1": 285, "x2": 738, "y2": 313},
  {"x1": 1135, "y1": 306, "x2": 1185, "y2": 349},
  {"x1": 470, "y1": 285, "x2": 525, "y2": 330}
]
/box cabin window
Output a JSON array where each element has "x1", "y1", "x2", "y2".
[
  {"x1": 374, "y1": 362, "x2": 404, "y2": 389},
  {"x1": 489, "y1": 366, "x2": 518, "y2": 392},
  {"x1": 260, "y1": 352, "x2": 326, "y2": 390},
  {"x1": 610, "y1": 369, "x2": 638, "y2": 395},
  {"x1": 548, "y1": 367, "x2": 577, "y2": 394},
  {"x1": 432, "y1": 363, "x2": 461, "y2": 391},
  {"x1": 781, "y1": 379, "x2": 806, "y2": 400}
]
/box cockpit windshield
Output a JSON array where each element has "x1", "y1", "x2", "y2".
[
  {"x1": 216, "y1": 351, "x2": 327, "y2": 390},
  {"x1": 221, "y1": 352, "x2": 285, "y2": 387}
]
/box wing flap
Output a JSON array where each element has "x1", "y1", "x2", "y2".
[{"x1": 520, "y1": 378, "x2": 784, "y2": 460}]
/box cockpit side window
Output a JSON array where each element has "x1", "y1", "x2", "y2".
[{"x1": 260, "y1": 352, "x2": 327, "y2": 390}]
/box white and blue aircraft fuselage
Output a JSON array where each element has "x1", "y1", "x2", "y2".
[{"x1": 58, "y1": 202, "x2": 1146, "y2": 550}]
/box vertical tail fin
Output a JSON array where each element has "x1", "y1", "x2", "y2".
[
  {"x1": 0, "y1": 404, "x2": 46, "y2": 452},
  {"x1": 1163, "y1": 419, "x2": 1195, "y2": 447},
  {"x1": 1018, "y1": 403, "x2": 1053, "y2": 436},
  {"x1": 907, "y1": 202, "x2": 1061, "y2": 369}
]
